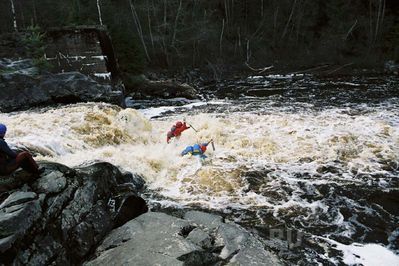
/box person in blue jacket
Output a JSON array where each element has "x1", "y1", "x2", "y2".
[
  {"x1": 181, "y1": 139, "x2": 213, "y2": 159},
  {"x1": 0, "y1": 123, "x2": 44, "y2": 176}
]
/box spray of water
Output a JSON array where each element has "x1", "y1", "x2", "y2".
[{"x1": 1, "y1": 102, "x2": 398, "y2": 211}]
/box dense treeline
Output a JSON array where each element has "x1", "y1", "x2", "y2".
[{"x1": 1, "y1": 0, "x2": 398, "y2": 77}]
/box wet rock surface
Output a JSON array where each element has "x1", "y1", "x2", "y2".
[
  {"x1": 0, "y1": 161, "x2": 147, "y2": 264},
  {"x1": 85, "y1": 211, "x2": 282, "y2": 266},
  {"x1": 0, "y1": 60, "x2": 124, "y2": 112},
  {"x1": 199, "y1": 74, "x2": 399, "y2": 106},
  {"x1": 126, "y1": 77, "x2": 198, "y2": 100},
  {"x1": 0, "y1": 72, "x2": 124, "y2": 112}
]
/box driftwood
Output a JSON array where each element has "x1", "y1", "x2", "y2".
[
  {"x1": 288, "y1": 64, "x2": 330, "y2": 75},
  {"x1": 245, "y1": 62, "x2": 274, "y2": 73},
  {"x1": 326, "y1": 62, "x2": 354, "y2": 75}
]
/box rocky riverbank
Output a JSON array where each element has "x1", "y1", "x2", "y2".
[
  {"x1": 0, "y1": 160, "x2": 283, "y2": 265},
  {"x1": 0, "y1": 59, "x2": 125, "y2": 113},
  {"x1": 0, "y1": 161, "x2": 147, "y2": 264},
  {"x1": 85, "y1": 211, "x2": 282, "y2": 266}
]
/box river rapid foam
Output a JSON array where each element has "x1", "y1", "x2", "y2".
[{"x1": 1, "y1": 74, "x2": 398, "y2": 264}]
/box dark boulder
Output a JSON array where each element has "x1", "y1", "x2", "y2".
[
  {"x1": 0, "y1": 170, "x2": 39, "y2": 193},
  {"x1": 0, "y1": 73, "x2": 50, "y2": 112},
  {"x1": 85, "y1": 211, "x2": 282, "y2": 266},
  {"x1": 0, "y1": 59, "x2": 125, "y2": 112},
  {"x1": 0, "y1": 161, "x2": 147, "y2": 265},
  {"x1": 126, "y1": 75, "x2": 198, "y2": 99},
  {"x1": 40, "y1": 72, "x2": 124, "y2": 105}
]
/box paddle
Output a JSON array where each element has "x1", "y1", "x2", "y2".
[
  {"x1": 183, "y1": 117, "x2": 198, "y2": 132},
  {"x1": 188, "y1": 123, "x2": 198, "y2": 132},
  {"x1": 207, "y1": 139, "x2": 215, "y2": 151}
]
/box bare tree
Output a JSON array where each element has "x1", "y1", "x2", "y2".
[
  {"x1": 344, "y1": 20, "x2": 358, "y2": 41},
  {"x1": 261, "y1": 0, "x2": 264, "y2": 17},
  {"x1": 273, "y1": 6, "x2": 279, "y2": 45},
  {"x1": 374, "y1": 0, "x2": 386, "y2": 44},
  {"x1": 246, "y1": 39, "x2": 250, "y2": 62},
  {"x1": 128, "y1": 0, "x2": 150, "y2": 61},
  {"x1": 281, "y1": 0, "x2": 297, "y2": 39},
  {"x1": 96, "y1": 0, "x2": 103, "y2": 25},
  {"x1": 224, "y1": 0, "x2": 229, "y2": 24},
  {"x1": 368, "y1": 0, "x2": 386, "y2": 50},
  {"x1": 220, "y1": 19, "x2": 225, "y2": 55},
  {"x1": 375, "y1": 0, "x2": 382, "y2": 43},
  {"x1": 10, "y1": 0, "x2": 18, "y2": 32},
  {"x1": 146, "y1": 0, "x2": 154, "y2": 49},
  {"x1": 171, "y1": 0, "x2": 182, "y2": 47},
  {"x1": 33, "y1": 0, "x2": 38, "y2": 25}
]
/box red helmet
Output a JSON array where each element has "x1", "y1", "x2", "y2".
[{"x1": 176, "y1": 121, "x2": 183, "y2": 127}]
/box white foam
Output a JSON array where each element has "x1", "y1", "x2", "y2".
[
  {"x1": 138, "y1": 100, "x2": 231, "y2": 119},
  {"x1": 94, "y1": 72, "x2": 111, "y2": 79},
  {"x1": 332, "y1": 82, "x2": 361, "y2": 87},
  {"x1": 139, "y1": 106, "x2": 177, "y2": 118},
  {"x1": 248, "y1": 74, "x2": 304, "y2": 80},
  {"x1": 0, "y1": 101, "x2": 398, "y2": 211},
  {"x1": 326, "y1": 238, "x2": 399, "y2": 266},
  {"x1": 91, "y1": 55, "x2": 107, "y2": 60},
  {"x1": 68, "y1": 55, "x2": 87, "y2": 61}
]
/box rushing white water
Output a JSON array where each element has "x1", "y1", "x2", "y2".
[
  {"x1": 0, "y1": 101, "x2": 398, "y2": 210},
  {"x1": 324, "y1": 238, "x2": 399, "y2": 266},
  {"x1": 1, "y1": 93, "x2": 398, "y2": 264}
]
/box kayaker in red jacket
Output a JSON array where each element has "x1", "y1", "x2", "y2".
[{"x1": 166, "y1": 121, "x2": 190, "y2": 143}]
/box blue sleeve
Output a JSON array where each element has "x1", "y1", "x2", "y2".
[
  {"x1": 181, "y1": 146, "x2": 193, "y2": 156},
  {"x1": 0, "y1": 139, "x2": 17, "y2": 158}
]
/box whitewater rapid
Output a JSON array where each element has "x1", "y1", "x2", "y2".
[
  {"x1": 0, "y1": 101, "x2": 398, "y2": 208},
  {"x1": 1, "y1": 95, "x2": 399, "y2": 264}
]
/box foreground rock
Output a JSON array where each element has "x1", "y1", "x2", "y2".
[
  {"x1": 0, "y1": 59, "x2": 124, "y2": 112},
  {"x1": 85, "y1": 211, "x2": 282, "y2": 266},
  {"x1": 0, "y1": 161, "x2": 147, "y2": 264}
]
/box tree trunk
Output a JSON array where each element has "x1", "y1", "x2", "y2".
[
  {"x1": 171, "y1": 0, "x2": 182, "y2": 47},
  {"x1": 281, "y1": 0, "x2": 297, "y2": 39},
  {"x1": 220, "y1": 19, "x2": 225, "y2": 56},
  {"x1": 246, "y1": 39, "x2": 250, "y2": 62},
  {"x1": 128, "y1": 0, "x2": 150, "y2": 61},
  {"x1": 273, "y1": 6, "x2": 279, "y2": 45},
  {"x1": 344, "y1": 20, "x2": 358, "y2": 41},
  {"x1": 146, "y1": 0, "x2": 154, "y2": 49},
  {"x1": 10, "y1": 0, "x2": 18, "y2": 32},
  {"x1": 33, "y1": 0, "x2": 38, "y2": 26},
  {"x1": 96, "y1": 0, "x2": 103, "y2": 25}
]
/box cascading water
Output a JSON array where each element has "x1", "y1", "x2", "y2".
[{"x1": 0, "y1": 74, "x2": 398, "y2": 265}]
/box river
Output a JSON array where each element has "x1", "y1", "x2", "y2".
[{"x1": 1, "y1": 73, "x2": 398, "y2": 265}]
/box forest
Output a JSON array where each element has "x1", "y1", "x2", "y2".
[{"x1": 1, "y1": 0, "x2": 398, "y2": 78}]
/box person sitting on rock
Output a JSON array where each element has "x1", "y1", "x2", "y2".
[
  {"x1": 181, "y1": 140, "x2": 213, "y2": 159},
  {"x1": 167, "y1": 121, "x2": 190, "y2": 143},
  {"x1": 0, "y1": 123, "x2": 44, "y2": 176}
]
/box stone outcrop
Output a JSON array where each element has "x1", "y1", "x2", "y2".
[
  {"x1": 125, "y1": 75, "x2": 198, "y2": 100},
  {"x1": 0, "y1": 161, "x2": 148, "y2": 265},
  {"x1": 85, "y1": 211, "x2": 282, "y2": 266},
  {"x1": 0, "y1": 26, "x2": 125, "y2": 112},
  {"x1": 0, "y1": 60, "x2": 124, "y2": 112}
]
